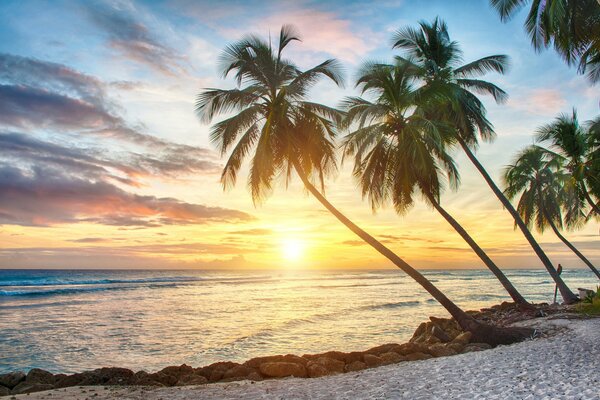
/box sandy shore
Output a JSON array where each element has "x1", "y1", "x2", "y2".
[{"x1": 10, "y1": 316, "x2": 599, "y2": 400}]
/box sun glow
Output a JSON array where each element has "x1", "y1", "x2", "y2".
[{"x1": 281, "y1": 238, "x2": 305, "y2": 262}]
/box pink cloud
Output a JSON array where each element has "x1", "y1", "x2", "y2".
[
  {"x1": 508, "y1": 88, "x2": 567, "y2": 116},
  {"x1": 222, "y1": 9, "x2": 375, "y2": 64}
]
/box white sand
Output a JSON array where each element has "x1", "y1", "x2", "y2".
[{"x1": 13, "y1": 317, "x2": 600, "y2": 400}]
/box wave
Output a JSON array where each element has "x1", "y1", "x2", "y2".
[
  {"x1": 362, "y1": 300, "x2": 420, "y2": 311},
  {"x1": 0, "y1": 282, "x2": 183, "y2": 297}
]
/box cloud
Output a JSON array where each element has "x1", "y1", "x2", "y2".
[
  {"x1": 229, "y1": 228, "x2": 273, "y2": 235},
  {"x1": 0, "y1": 165, "x2": 251, "y2": 227},
  {"x1": 199, "y1": 6, "x2": 374, "y2": 64},
  {"x1": 84, "y1": 2, "x2": 187, "y2": 76},
  {"x1": 508, "y1": 88, "x2": 567, "y2": 116},
  {"x1": 0, "y1": 54, "x2": 221, "y2": 179}
]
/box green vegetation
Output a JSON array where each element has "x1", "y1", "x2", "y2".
[{"x1": 575, "y1": 287, "x2": 600, "y2": 315}]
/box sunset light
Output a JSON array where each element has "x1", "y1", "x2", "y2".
[{"x1": 281, "y1": 238, "x2": 305, "y2": 262}]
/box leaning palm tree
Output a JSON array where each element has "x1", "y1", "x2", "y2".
[
  {"x1": 342, "y1": 61, "x2": 530, "y2": 307},
  {"x1": 489, "y1": 0, "x2": 600, "y2": 84},
  {"x1": 587, "y1": 116, "x2": 600, "y2": 206},
  {"x1": 196, "y1": 26, "x2": 534, "y2": 344},
  {"x1": 392, "y1": 18, "x2": 578, "y2": 303},
  {"x1": 536, "y1": 110, "x2": 600, "y2": 217},
  {"x1": 503, "y1": 145, "x2": 600, "y2": 279}
]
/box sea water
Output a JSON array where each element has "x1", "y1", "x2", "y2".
[{"x1": 0, "y1": 268, "x2": 596, "y2": 374}]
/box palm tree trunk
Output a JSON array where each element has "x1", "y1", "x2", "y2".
[
  {"x1": 427, "y1": 194, "x2": 532, "y2": 307},
  {"x1": 582, "y1": 186, "x2": 600, "y2": 216},
  {"x1": 293, "y1": 162, "x2": 534, "y2": 345},
  {"x1": 456, "y1": 137, "x2": 578, "y2": 304},
  {"x1": 542, "y1": 208, "x2": 600, "y2": 280}
]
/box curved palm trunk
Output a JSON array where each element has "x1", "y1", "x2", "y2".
[
  {"x1": 428, "y1": 195, "x2": 532, "y2": 307},
  {"x1": 293, "y1": 163, "x2": 534, "y2": 345},
  {"x1": 542, "y1": 208, "x2": 600, "y2": 280},
  {"x1": 582, "y1": 187, "x2": 600, "y2": 217},
  {"x1": 457, "y1": 137, "x2": 579, "y2": 304}
]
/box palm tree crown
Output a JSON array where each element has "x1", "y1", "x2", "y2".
[
  {"x1": 536, "y1": 110, "x2": 600, "y2": 217},
  {"x1": 489, "y1": 0, "x2": 600, "y2": 83},
  {"x1": 195, "y1": 25, "x2": 344, "y2": 203},
  {"x1": 342, "y1": 62, "x2": 457, "y2": 215},
  {"x1": 503, "y1": 145, "x2": 567, "y2": 232}
]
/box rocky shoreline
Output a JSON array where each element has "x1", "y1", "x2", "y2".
[{"x1": 0, "y1": 302, "x2": 569, "y2": 397}]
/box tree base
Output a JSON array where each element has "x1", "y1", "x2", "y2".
[{"x1": 464, "y1": 319, "x2": 536, "y2": 346}]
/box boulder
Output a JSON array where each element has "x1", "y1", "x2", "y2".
[
  {"x1": 0, "y1": 386, "x2": 10, "y2": 396},
  {"x1": 428, "y1": 344, "x2": 457, "y2": 358},
  {"x1": 175, "y1": 374, "x2": 208, "y2": 386},
  {"x1": 462, "y1": 343, "x2": 492, "y2": 353},
  {"x1": 446, "y1": 342, "x2": 465, "y2": 353},
  {"x1": 431, "y1": 325, "x2": 451, "y2": 343},
  {"x1": 147, "y1": 372, "x2": 178, "y2": 386},
  {"x1": 363, "y1": 354, "x2": 383, "y2": 368},
  {"x1": 397, "y1": 342, "x2": 430, "y2": 356},
  {"x1": 311, "y1": 357, "x2": 345, "y2": 374},
  {"x1": 131, "y1": 371, "x2": 164, "y2": 386},
  {"x1": 404, "y1": 352, "x2": 432, "y2": 361},
  {"x1": 10, "y1": 382, "x2": 54, "y2": 395},
  {"x1": 245, "y1": 355, "x2": 307, "y2": 369},
  {"x1": 197, "y1": 362, "x2": 240, "y2": 382},
  {"x1": 379, "y1": 352, "x2": 405, "y2": 365},
  {"x1": 25, "y1": 368, "x2": 55, "y2": 385},
  {"x1": 306, "y1": 362, "x2": 329, "y2": 378},
  {"x1": 305, "y1": 351, "x2": 362, "y2": 364},
  {"x1": 452, "y1": 331, "x2": 472, "y2": 345},
  {"x1": 344, "y1": 361, "x2": 367, "y2": 372},
  {"x1": 222, "y1": 365, "x2": 258, "y2": 380},
  {"x1": 259, "y1": 362, "x2": 306, "y2": 378},
  {"x1": 0, "y1": 371, "x2": 25, "y2": 389},
  {"x1": 365, "y1": 343, "x2": 402, "y2": 356},
  {"x1": 159, "y1": 364, "x2": 194, "y2": 378}
]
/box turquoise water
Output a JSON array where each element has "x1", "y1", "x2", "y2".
[{"x1": 0, "y1": 268, "x2": 597, "y2": 374}]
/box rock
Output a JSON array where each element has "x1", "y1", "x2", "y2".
[
  {"x1": 0, "y1": 386, "x2": 10, "y2": 396},
  {"x1": 344, "y1": 361, "x2": 367, "y2": 372},
  {"x1": 131, "y1": 371, "x2": 164, "y2": 386},
  {"x1": 311, "y1": 357, "x2": 345, "y2": 374},
  {"x1": 397, "y1": 342, "x2": 430, "y2": 356},
  {"x1": 245, "y1": 355, "x2": 307, "y2": 369},
  {"x1": 246, "y1": 372, "x2": 263, "y2": 381},
  {"x1": 428, "y1": 344, "x2": 457, "y2": 357},
  {"x1": 0, "y1": 372, "x2": 25, "y2": 389},
  {"x1": 363, "y1": 354, "x2": 383, "y2": 368},
  {"x1": 446, "y1": 342, "x2": 465, "y2": 353},
  {"x1": 222, "y1": 365, "x2": 258, "y2": 380},
  {"x1": 10, "y1": 382, "x2": 54, "y2": 395},
  {"x1": 306, "y1": 362, "x2": 329, "y2": 378},
  {"x1": 410, "y1": 322, "x2": 427, "y2": 342},
  {"x1": 431, "y1": 325, "x2": 451, "y2": 343},
  {"x1": 404, "y1": 352, "x2": 433, "y2": 361},
  {"x1": 259, "y1": 362, "x2": 306, "y2": 378},
  {"x1": 365, "y1": 343, "x2": 402, "y2": 355},
  {"x1": 379, "y1": 352, "x2": 405, "y2": 365},
  {"x1": 25, "y1": 369, "x2": 55, "y2": 385},
  {"x1": 462, "y1": 343, "x2": 492, "y2": 353},
  {"x1": 197, "y1": 362, "x2": 240, "y2": 382},
  {"x1": 147, "y1": 372, "x2": 178, "y2": 387},
  {"x1": 452, "y1": 331, "x2": 472, "y2": 345},
  {"x1": 306, "y1": 351, "x2": 362, "y2": 364},
  {"x1": 159, "y1": 364, "x2": 194, "y2": 378},
  {"x1": 175, "y1": 374, "x2": 208, "y2": 386}
]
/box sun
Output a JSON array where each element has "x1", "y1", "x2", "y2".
[{"x1": 281, "y1": 238, "x2": 304, "y2": 262}]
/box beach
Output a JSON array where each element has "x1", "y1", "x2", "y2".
[{"x1": 6, "y1": 315, "x2": 598, "y2": 400}]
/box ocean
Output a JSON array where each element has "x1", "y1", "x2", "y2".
[{"x1": 0, "y1": 268, "x2": 597, "y2": 374}]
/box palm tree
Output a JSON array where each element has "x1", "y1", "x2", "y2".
[
  {"x1": 536, "y1": 110, "x2": 600, "y2": 217},
  {"x1": 392, "y1": 18, "x2": 579, "y2": 303},
  {"x1": 196, "y1": 26, "x2": 534, "y2": 345},
  {"x1": 489, "y1": 0, "x2": 600, "y2": 84},
  {"x1": 587, "y1": 116, "x2": 600, "y2": 206},
  {"x1": 342, "y1": 61, "x2": 530, "y2": 306},
  {"x1": 504, "y1": 145, "x2": 600, "y2": 279}
]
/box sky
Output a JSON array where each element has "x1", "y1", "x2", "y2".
[{"x1": 0, "y1": 0, "x2": 598, "y2": 270}]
